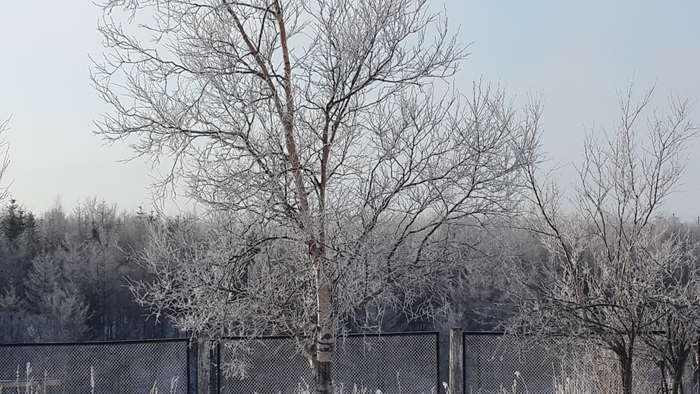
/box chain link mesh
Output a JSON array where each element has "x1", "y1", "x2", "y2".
[
  {"x1": 0, "y1": 339, "x2": 189, "y2": 394},
  {"x1": 463, "y1": 334, "x2": 560, "y2": 393},
  {"x1": 218, "y1": 333, "x2": 439, "y2": 393},
  {"x1": 463, "y1": 333, "x2": 700, "y2": 394}
]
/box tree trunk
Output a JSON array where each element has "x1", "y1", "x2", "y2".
[
  {"x1": 314, "y1": 265, "x2": 335, "y2": 393},
  {"x1": 670, "y1": 347, "x2": 691, "y2": 394},
  {"x1": 314, "y1": 355, "x2": 333, "y2": 394},
  {"x1": 671, "y1": 367, "x2": 684, "y2": 394},
  {"x1": 658, "y1": 362, "x2": 669, "y2": 394},
  {"x1": 619, "y1": 354, "x2": 633, "y2": 394}
]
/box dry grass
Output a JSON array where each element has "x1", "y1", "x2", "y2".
[{"x1": 2, "y1": 362, "x2": 180, "y2": 394}]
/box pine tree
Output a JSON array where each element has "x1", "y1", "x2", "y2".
[{"x1": 26, "y1": 253, "x2": 91, "y2": 341}]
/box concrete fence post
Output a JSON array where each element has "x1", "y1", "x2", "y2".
[
  {"x1": 448, "y1": 328, "x2": 464, "y2": 394},
  {"x1": 197, "y1": 337, "x2": 211, "y2": 394}
]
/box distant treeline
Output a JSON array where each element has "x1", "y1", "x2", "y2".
[
  {"x1": 0, "y1": 197, "x2": 537, "y2": 343},
  {"x1": 0, "y1": 198, "x2": 179, "y2": 342}
]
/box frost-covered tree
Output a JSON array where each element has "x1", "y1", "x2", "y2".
[
  {"x1": 0, "y1": 285, "x2": 37, "y2": 342},
  {"x1": 26, "y1": 254, "x2": 91, "y2": 341},
  {"x1": 93, "y1": 1, "x2": 536, "y2": 390},
  {"x1": 0, "y1": 117, "x2": 9, "y2": 201},
  {"x1": 512, "y1": 89, "x2": 698, "y2": 394},
  {"x1": 638, "y1": 221, "x2": 700, "y2": 394}
]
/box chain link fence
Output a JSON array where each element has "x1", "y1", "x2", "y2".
[
  {"x1": 462, "y1": 333, "x2": 562, "y2": 393},
  {"x1": 218, "y1": 332, "x2": 440, "y2": 393},
  {"x1": 463, "y1": 332, "x2": 700, "y2": 394},
  {"x1": 0, "y1": 339, "x2": 190, "y2": 394},
  {"x1": 5, "y1": 332, "x2": 699, "y2": 394}
]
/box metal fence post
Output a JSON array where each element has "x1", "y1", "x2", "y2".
[
  {"x1": 187, "y1": 339, "x2": 192, "y2": 394},
  {"x1": 449, "y1": 328, "x2": 464, "y2": 394},
  {"x1": 197, "y1": 337, "x2": 211, "y2": 394},
  {"x1": 216, "y1": 342, "x2": 221, "y2": 393},
  {"x1": 696, "y1": 337, "x2": 700, "y2": 392}
]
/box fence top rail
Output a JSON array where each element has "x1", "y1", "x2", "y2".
[
  {"x1": 0, "y1": 337, "x2": 190, "y2": 348},
  {"x1": 221, "y1": 330, "x2": 440, "y2": 341},
  {"x1": 462, "y1": 331, "x2": 506, "y2": 336},
  {"x1": 462, "y1": 331, "x2": 575, "y2": 337},
  {"x1": 462, "y1": 331, "x2": 640, "y2": 338}
]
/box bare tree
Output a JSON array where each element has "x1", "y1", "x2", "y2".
[
  {"x1": 0, "y1": 117, "x2": 10, "y2": 201},
  {"x1": 639, "y1": 220, "x2": 700, "y2": 394},
  {"x1": 512, "y1": 89, "x2": 698, "y2": 394},
  {"x1": 93, "y1": 1, "x2": 535, "y2": 390}
]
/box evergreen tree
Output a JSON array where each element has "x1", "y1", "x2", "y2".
[{"x1": 25, "y1": 253, "x2": 91, "y2": 341}]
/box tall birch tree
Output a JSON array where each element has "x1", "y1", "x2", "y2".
[{"x1": 93, "y1": 1, "x2": 535, "y2": 391}]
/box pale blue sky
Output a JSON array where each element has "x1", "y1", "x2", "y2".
[{"x1": 1, "y1": 1, "x2": 699, "y2": 219}]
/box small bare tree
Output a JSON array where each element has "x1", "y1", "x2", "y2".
[
  {"x1": 93, "y1": 1, "x2": 535, "y2": 391},
  {"x1": 511, "y1": 89, "x2": 698, "y2": 394},
  {"x1": 640, "y1": 221, "x2": 700, "y2": 394},
  {"x1": 0, "y1": 117, "x2": 10, "y2": 200}
]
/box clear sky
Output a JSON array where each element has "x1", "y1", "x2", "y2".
[{"x1": 1, "y1": 1, "x2": 699, "y2": 220}]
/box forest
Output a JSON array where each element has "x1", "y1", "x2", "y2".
[
  {"x1": 3, "y1": 191, "x2": 694, "y2": 347},
  {"x1": 0, "y1": 198, "x2": 179, "y2": 342},
  {"x1": 0, "y1": 196, "x2": 510, "y2": 343}
]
